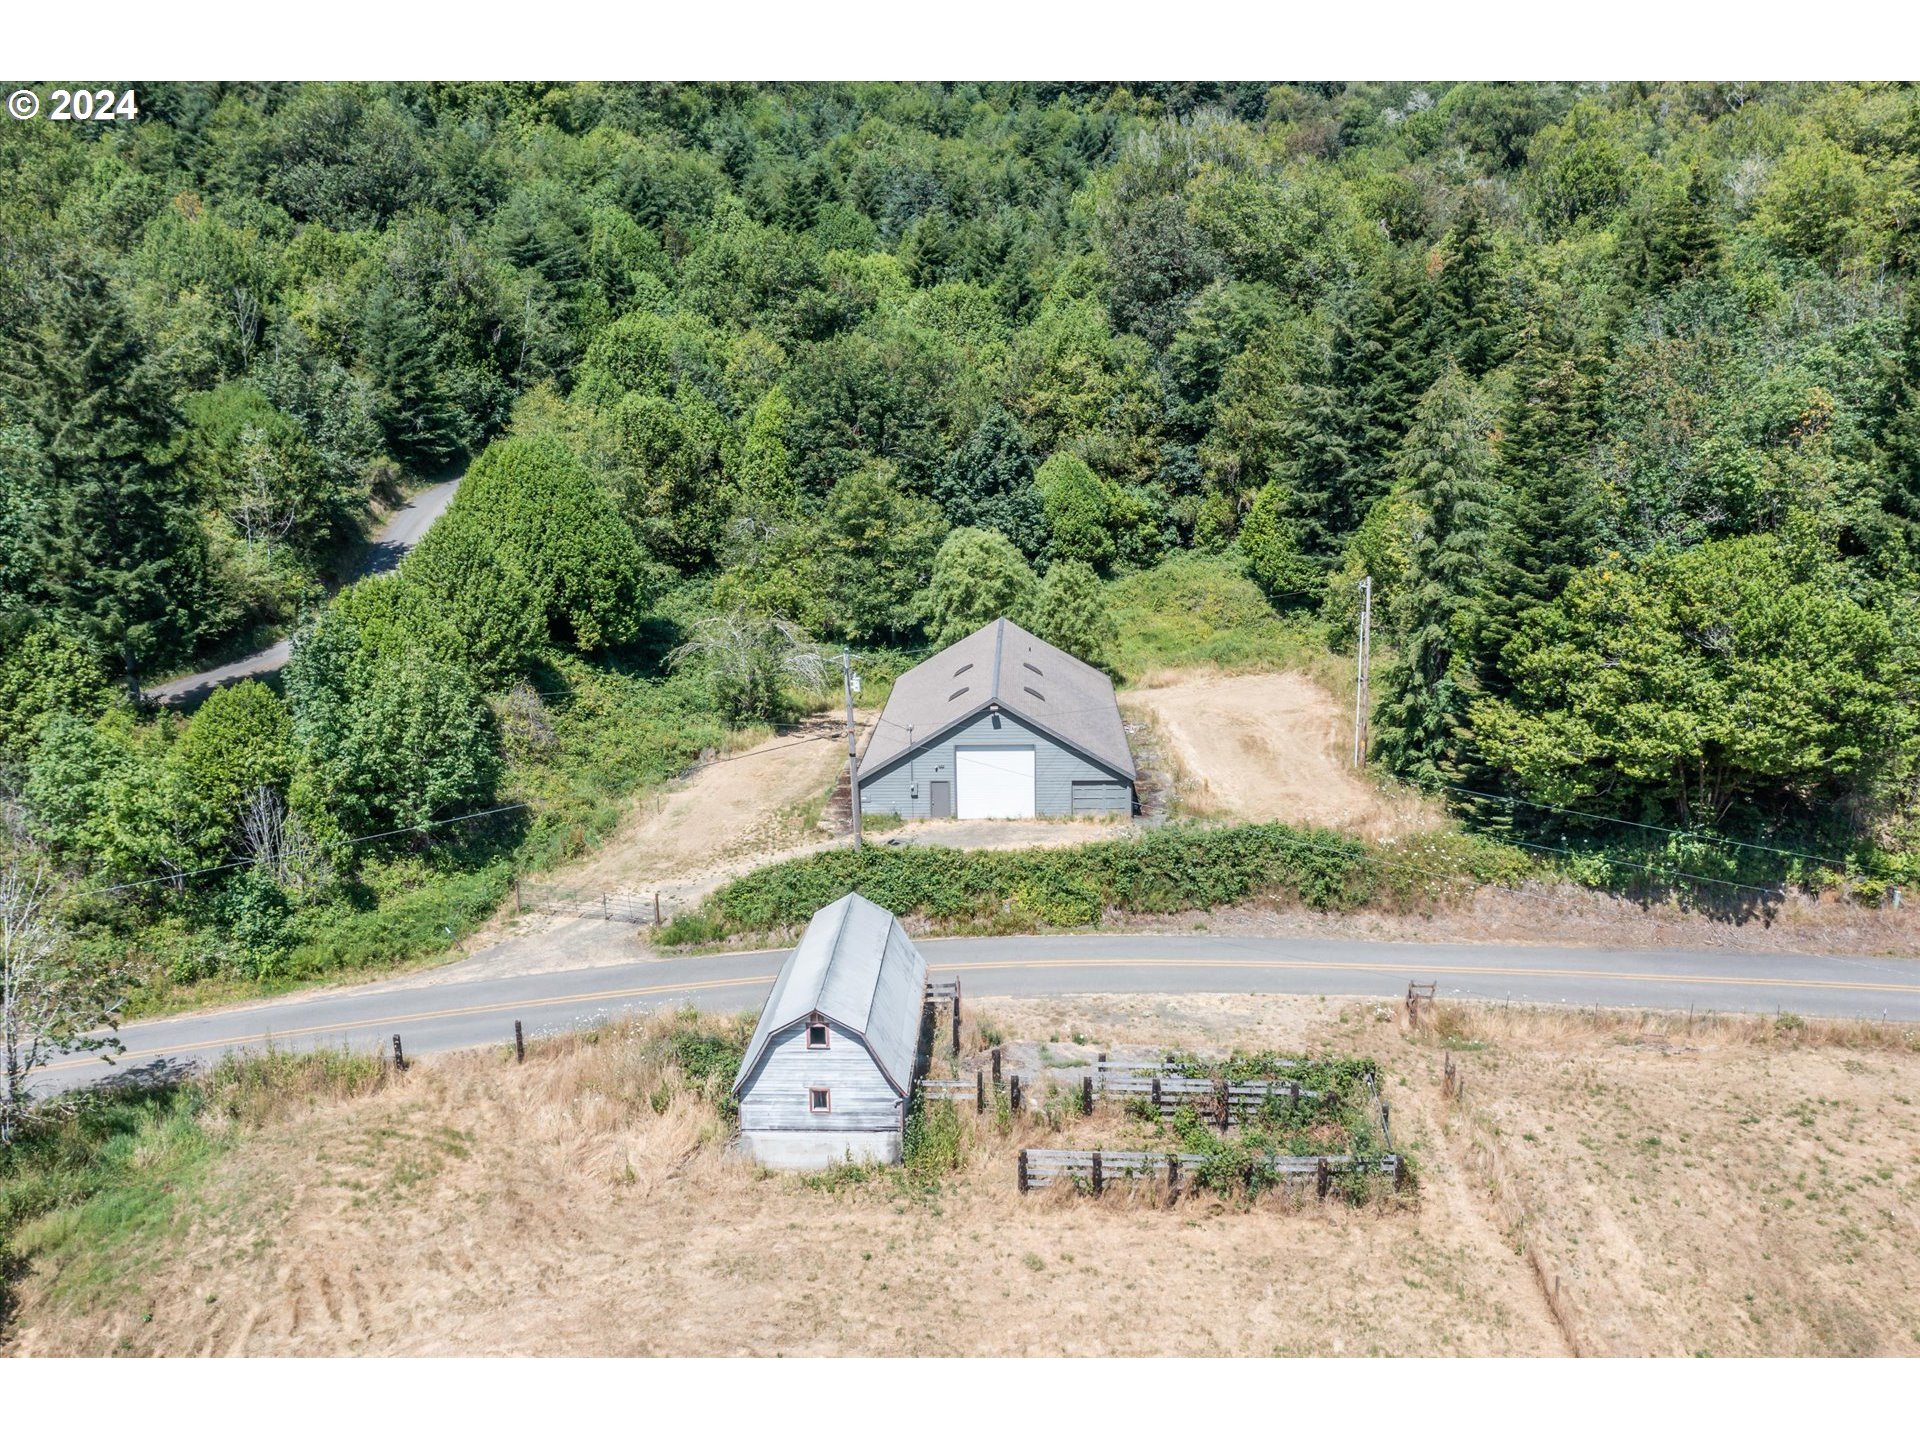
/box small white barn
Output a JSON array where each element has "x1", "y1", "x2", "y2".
[{"x1": 730, "y1": 892, "x2": 929, "y2": 1169}]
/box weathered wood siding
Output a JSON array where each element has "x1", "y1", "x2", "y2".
[
  {"x1": 859, "y1": 709, "x2": 1131, "y2": 820},
  {"x1": 737, "y1": 1016, "x2": 903, "y2": 1134}
]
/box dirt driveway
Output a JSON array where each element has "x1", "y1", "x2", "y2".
[
  {"x1": 1124, "y1": 670, "x2": 1442, "y2": 840},
  {"x1": 428, "y1": 725, "x2": 1132, "y2": 985}
]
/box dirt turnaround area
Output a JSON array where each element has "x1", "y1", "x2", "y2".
[
  {"x1": 10, "y1": 995, "x2": 1918, "y2": 1357},
  {"x1": 1124, "y1": 670, "x2": 1442, "y2": 839}
]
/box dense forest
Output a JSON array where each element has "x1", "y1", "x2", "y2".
[{"x1": 3, "y1": 81, "x2": 1919, "y2": 999}]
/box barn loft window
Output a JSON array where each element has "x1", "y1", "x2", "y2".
[
  {"x1": 1023, "y1": 686, "x2": 1045, "y2": 702},
  {"x1": 807, "y1": 1022, "x2": 829, "y2": 1049},
  {"x1": 1023, "y1": 661, "x2": 1043, "y2": 676},
  {"x1": 808, "y1": 1087, "x2": 831, "y2": 1114},
  {"x1": 948, "y1": 686, "x2": 969, "y2": 701}
]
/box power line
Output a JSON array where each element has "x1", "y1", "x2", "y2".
[
  {"x1": 73, "y1": 733, "x2": 850, "y2": 900},
  {"x1": 1431, "y1": 782, "x2": 1851, "y2": 871},
  {"x1": 1252, "y1": 827, "x2": 1787, "y2": 906},
  {"x1": 1490, "y1": 835, "x2": 1785, "y2": 900},
  {"x1": 79, "y1": 802, "x2": 534, "y2": 898}
]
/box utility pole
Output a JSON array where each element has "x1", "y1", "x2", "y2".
[
  {"x1": 841, "y1": 651, "x2": 862, "y2": 851},
  {"x1": 1352, "y1": 575, "x2": 1372, "y2": 769}
]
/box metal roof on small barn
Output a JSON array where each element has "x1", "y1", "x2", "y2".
[
  {"x1": 730, "y1": 892, "x2": 929, "y2": 1099},
  {"x1": 858, "y1": 617, "x2": 1135, "y2": 781}
]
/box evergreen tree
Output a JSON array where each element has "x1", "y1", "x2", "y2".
[
  {"x1": 1371, "y1": 368, "x2": 1498, "y2": 788},
  {"x1": 1344, "y1": 256, "x2": 1438, "y2": 509},
  {"x1": 1266, "y1": 347, "x2": 1354, "y2": 564},
  {"x1": 1478, "y1": 306, "x2": 1605, "y2": 680},
  {"x1": 931, "y1": 407, "x2": 1047, "y2": 559},
  {"x1": 1426, "y1": 190, "x2": 1509, "y2": 377},
  {"x1": 0, "y1": 425, "x2": 50, "y2": 614},
  {"x1": 1619, "y1": 161, "x2": 1722, "y2": 295},
  {"x1": 1238, "y1": 481, "x2": 1319, "y2": 604},
  {"x1": 1872, "y1": 287, "x2": 1920, "y2": 566},
  {"x1": 0, "y1": 255, "x2": 202, "y2": 697},
  {"x1": 363, "y1": 286, "x2": 466, "y2": 471}
]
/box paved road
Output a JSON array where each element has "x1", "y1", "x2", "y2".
[
  {"x1": 146, "y1": 476, "x2": 462, "y2": 707},
  {"x1": 33, "y1": 932, "x2": 1920, "y2": 1095}
]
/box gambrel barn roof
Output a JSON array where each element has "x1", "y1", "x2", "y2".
[
  {"x1": 730, "y1": 892, "x2": 929, "y2": 1099},
  {"x1": 858, "y1": 617, "x2": 1135, "y2": 781}
]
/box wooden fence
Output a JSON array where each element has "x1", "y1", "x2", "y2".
[
  {"x1": 918, "y1": 1076, "x2": 980, "y2": 1104},
  {"x1": 515, "y1": 881, "x2": 660, "y2": 925},
  {"x1": 921, "y1": 1075, "x2": 1029, "y2": 1113},
  {"x1": 922, "y1": 978, "x2": 962, "y2": 1053},
  {"x1": 1018, "y1": 1147, "x2": 1404, "y2": 1196},
  {"x1": 1100, "y1": 1070, "x2": 1323, "y2": 1117},
  {"x1": 1089, "y1": 1059, "x2": 1338, "y2": 1128}
]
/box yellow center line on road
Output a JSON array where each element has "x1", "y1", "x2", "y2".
[
  {"x1": 41, "y1": 973, "x2": 779, "y2": 1072},
  {"x1": 44, "y1": 952, "x2": 1920, "y2": 1074},
  {"x1": 933, "y1": 955, "x2": 1920, "y2": 995}
]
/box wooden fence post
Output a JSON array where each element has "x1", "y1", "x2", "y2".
[
  {"x1": 1082, "y1": 1075, "x2": 1093, "y2": 1116},
  {"x1": 1290, "y1": 1080, "x2": 1300, "y2": 1106},
  {"x1": 1010, "y1": 1075, "x2": 1022, "y2": 1115},
  {"x1": 951, "y1": 984, "x2": 961, "y2": 1055},
  {"x1": 1316, "y1": 1157, "x2": 1330, "y2": 1201},
  {"x1": 1151, "y1": 1075, "x2": 1161, "y2": 1108},
  {"x1": 1091, "y1": 1150, "x2": 1103, "y2": 1196},
  {"x1": 1217, "y1": 1077, "x2": 1230, "y2": 1132},
  {"x1": 991, "y1": 1046, "x2": 1001, "y2": 1083},
  {"x1": 977, "y1": 1070, "x2": 986, "y2": 1114},
  {"x1": 654, "y1": 892, "x2": 661, "y2": 926},
  {"x1": 514, "y1": 878, "x2": 522, "y2": 914},
  {"x1": 1018, "y1": 1150, "x2": 1029, "y2": 1194},
  {"x1": 514, "y1": 1020, "x2": 525, "y2": 1064},
  {"x1": 1166, "y1": 1154, "x2": 1179, "y2": 1203},
  {"x1": 392, "y1": 1033, "x2": 406, "y2": 1071},
  {"x1": 1393, "y1": 1155, "x2": 1407, "y2": 1189}
]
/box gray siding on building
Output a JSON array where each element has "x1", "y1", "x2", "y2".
[
  {"x1": 1070, "y1": 779, "x2": 1132, "y2": 814},
  {"x1": 736, "y1": 1016, "x2": 906, "y2": 1135},
  {"x1": 858, "y1": 709, "x2": 1131, "y2": 819}
]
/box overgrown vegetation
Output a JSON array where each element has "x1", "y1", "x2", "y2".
[
  {"x1": 671, "y1": 821, "x2": 1538, "y2": 941},
  {"x1": 1150, "y1": 1050, "x2": 1397, "y2": 1202}
]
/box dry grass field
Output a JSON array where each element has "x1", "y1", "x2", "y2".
[{"x1": 6, "y1": 994, "x2": 1918, "y2": 1357}]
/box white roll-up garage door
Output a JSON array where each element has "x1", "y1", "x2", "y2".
[{"x1": 955, "y1": 747, "x2": 1036, "y2": 819}]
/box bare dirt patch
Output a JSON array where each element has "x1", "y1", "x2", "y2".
[
  {"x1": 559, "y1": 719, "x2": 850, "y2": 897},
  {"x1": 1124, "y1": 670, "x2": 1442, "y2": 840}
]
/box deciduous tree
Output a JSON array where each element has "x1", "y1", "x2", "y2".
[{"x1": 925, "y1": 528, "x2": 1038, "y2": 646}]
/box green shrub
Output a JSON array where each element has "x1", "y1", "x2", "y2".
[
  {"x1": 902, "y1": 1096, "x2": 965, "y2": 1178},
  {"x1": 1104, "y1": 553, "x2": 1316, "y2": 678},
  {"x1": 690, "y1": 821, "x2": 1398, "y2": 940},
  {"x1": 657, "y1": 912, "x2": 722, "y2": 946}
]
